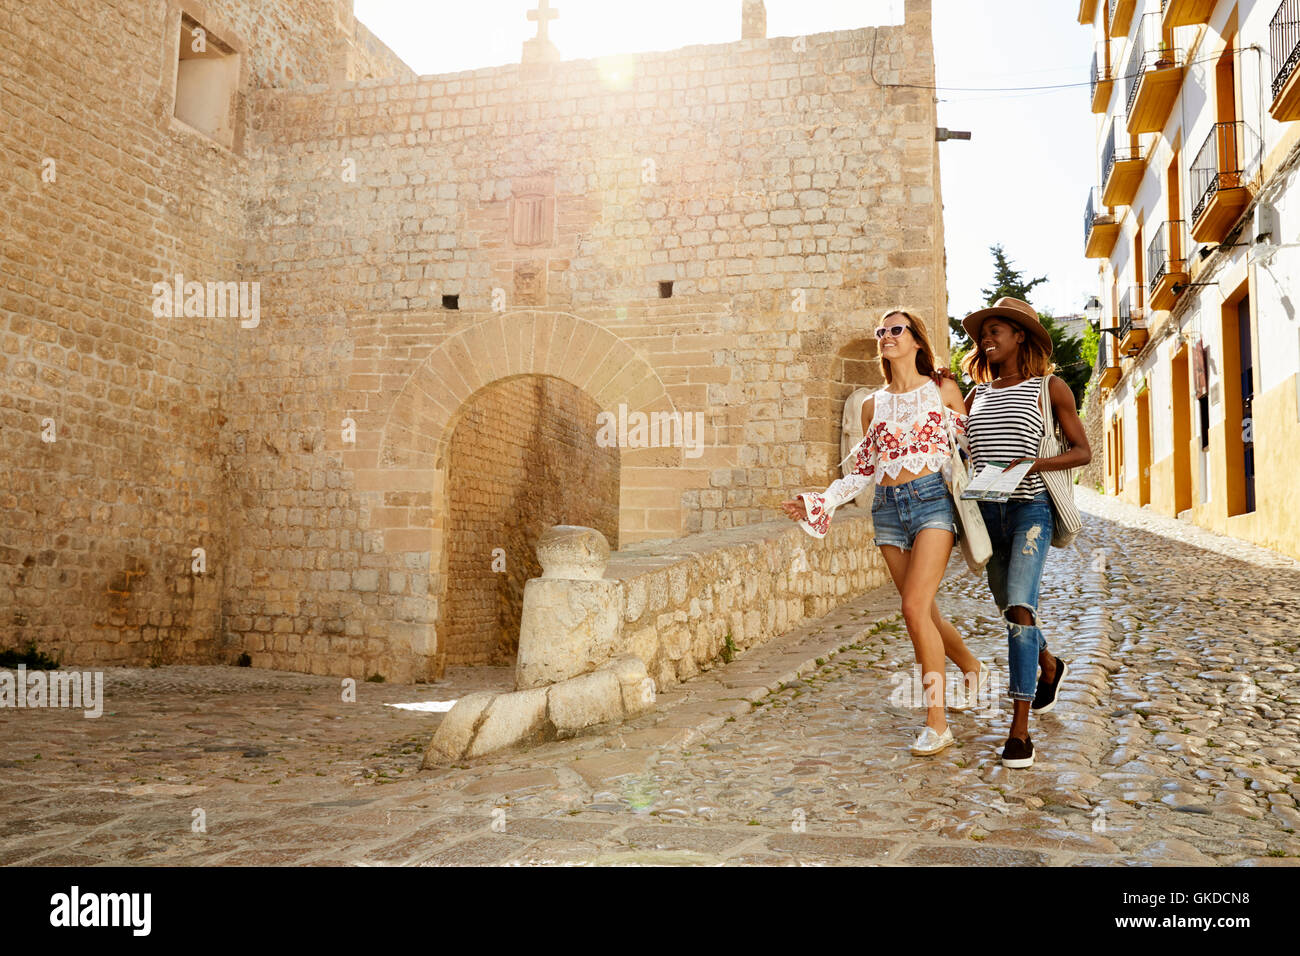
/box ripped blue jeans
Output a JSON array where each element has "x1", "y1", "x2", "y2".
[{"x1": 977, "y1": 491, "x2": 1054, "y2": 702}]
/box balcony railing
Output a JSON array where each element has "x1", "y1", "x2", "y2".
[
  {"x1": 1096, "y1": 327, "x2": 1121, "y2": 387},
  {"x1": 1125, "y1": 13, "x2": 1180, "y2": 119},
  {"x1": 1124, "y1": 21, "x2": 1144, "y2": 115},
  {"x1": 1189, "y1": 121, "x2": 1260, "y2": 223},
  {"x1": 1096, "y1": 330, "x2": 1114, "y2": 373},
  {"x1": 1147, "y1": 220, "x2": 1187, "y2": 293},
  {"x1": 1102, "y1": 122, "x2": 1140, "y2": 187},
  {"x1": 1084, "y1": 187, "x2": 1120, "y2": 258},
  {"x1": 1091, "y1": 43, "x2": 1115, "y2": 112},
  {"x1": 1119, "y1": 286, "x2": 1145, "y2": 341},
  {"x1": 1271, "y1": 0, "x2": 1300, "y2": 100}
]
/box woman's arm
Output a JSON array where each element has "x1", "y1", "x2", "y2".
[
  {"x1": 779, "y1": 396, "x2": 877, "y2": 526},
  {"x1": 939, "y1": 378, "x2": 968, "y2": 419},
  {"x1": 938, "y1": 378, "x2": 970, "y2": 453},
  {"x1": 1015, "y1": 375, "x2": 1092, "y2": 474},
  {"x1": 859, "y1": 395, "x2": 875, "y2": 436}
]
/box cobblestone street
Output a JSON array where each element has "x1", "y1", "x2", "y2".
[{"x1": 3, "y1": 489, "x2": 1299, "y2": 866}]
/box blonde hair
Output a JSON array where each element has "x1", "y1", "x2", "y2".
[
  {"x1": 960, "y1": 317, "x2": 1055, "y2": 384},
  {"x1": 876, "y1": 309, "x2": 939, "y2": 384}
]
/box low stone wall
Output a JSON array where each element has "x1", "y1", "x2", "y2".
[
  {"x1": 606, "y1": 510, "x2": 889, "y2": 691},
  {"x1": 424, "y1": 509, "x2": 889, "y2": 763}
]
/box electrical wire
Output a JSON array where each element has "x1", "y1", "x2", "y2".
[{"x1": 866, "y1": 24, "x2": 1273, "y2": 95}]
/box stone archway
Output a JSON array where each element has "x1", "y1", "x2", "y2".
[
  {"x1": 352, "y1": 311, "x2": 683, "y2": 675},
  {"x1": 439, "y1": 374, "x2": 619, "y2": 666}
]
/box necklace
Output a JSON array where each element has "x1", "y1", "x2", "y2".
[{"x1": 991, "y1": 373, "x2": 1028, "y2": 389}]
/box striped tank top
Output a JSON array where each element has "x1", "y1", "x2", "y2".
[{"x1": 967, "y1": 376, "x2": 1047, "y2": 501}]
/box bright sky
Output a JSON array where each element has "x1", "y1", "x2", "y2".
[{"x1": 353, "y1": 0, "x2": 1094, "y2": 322}]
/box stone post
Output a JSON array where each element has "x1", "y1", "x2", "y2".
[
  {"x1": 515, "y1": 526, "x2": 626, "y2": 689},
  {"x1": 741, "y1": 1, "x2": 766, "y2": 40}
]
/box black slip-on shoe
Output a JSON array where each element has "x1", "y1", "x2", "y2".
[
  {"x1": 1000, "y1": 734, "x2": 1034, "y2": 769},
  {"x1": 1031, "y1": 656, "x2": 1067, "y2": 713}
]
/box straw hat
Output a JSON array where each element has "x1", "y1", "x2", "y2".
[{"x1": 961, "y1": 297, "x2": 1054, "y2": 355}]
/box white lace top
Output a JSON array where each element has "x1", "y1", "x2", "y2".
[
  {"x1": 859, "y1": 379, "x2": 968, "y2": 481},
  {"x1": 795, "y1": 379, "x2": 968, "y2": 538}
]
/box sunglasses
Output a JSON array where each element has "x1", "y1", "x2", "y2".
[{"x1": 874, "y1": 324, "x2": 909, "y2": 340}]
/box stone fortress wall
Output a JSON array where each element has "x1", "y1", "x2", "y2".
[{"x1": 1, "y1": 0, "x2": 947, "y2": 683}]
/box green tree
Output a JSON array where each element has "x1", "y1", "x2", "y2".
[
  {"x1": 1080, "y1": 321, "x2": 1099, "y2": 370},
  {"x1": 950, "y1": 245, "x2": 1088, "y2": 406},
  {"x1": 949, "y1": 318, "x2": 973, "y2": 387},
  {"x1": 1039, "y1": 311, "x2": 1089, "y2": 408},
  {"x1": 981, "y1": 243, "x2": 1048, "y2": 304},
  {"x1": 1080, "y1": 322, "x2": 1100, "y2": 412}
]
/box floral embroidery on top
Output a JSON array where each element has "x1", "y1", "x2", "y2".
[
  {"x1": 794, "y1": 380, "x2": 967, "y2": 539},
  {"x1": 862, "y1": 381, "x2": 967, "y2": 482}
]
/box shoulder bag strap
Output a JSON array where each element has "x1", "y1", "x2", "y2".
[{"x1": 1038, "y1": 374, "x2": 1065, "y2": 445}]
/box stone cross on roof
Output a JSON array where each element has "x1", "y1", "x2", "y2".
[
  {"x1": 527, "y1": 0, "x2": 559, "y2": 44},
  {"x1": 522, "y1": 0, "x2": 560, "y2": 65}
]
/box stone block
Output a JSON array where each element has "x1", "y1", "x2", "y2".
[
  {"x1": 546, "y1": 669, "x2": 625, "y2": 738},
  {"x1": 604, "y1": 654, "x2": 655, "y2": 716},
  {"x1": 516, "y1": 578, "x2": 626, "y2": 688},
  {"x1": 536, "y1": 525, "x2": 610, "y2": 580},
  {"x1": 421, "y1": 690, "x2": 494, "y2": 766},
  {"x1": 466, "y1": 688, "x2": 550, "y2": 758}
]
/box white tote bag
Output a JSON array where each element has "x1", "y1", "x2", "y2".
[
  {"x1": 1036, "y1": 375, "x2": 1084, "y2": 548},
  {"x1": 941, "y1": 404, "x2": 991, "y2": 574}
]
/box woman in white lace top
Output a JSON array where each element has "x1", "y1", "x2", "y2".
[{"x1": 780, "y1": 310, "x2": 988, "y2": 756}]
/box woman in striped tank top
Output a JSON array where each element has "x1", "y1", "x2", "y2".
[{"x1": 960, "y1": 297, "x2": 1091, "y2": 769}]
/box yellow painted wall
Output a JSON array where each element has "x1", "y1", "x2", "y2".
[{"x1": 1136, "y1": 373, "x2": 1300, "y2": 560}]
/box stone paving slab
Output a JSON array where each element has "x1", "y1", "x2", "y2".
[{"x1": 4, "y1": 489, "x2": 1300, "y2": 865}]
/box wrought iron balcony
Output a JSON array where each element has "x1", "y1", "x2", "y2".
[
  {"x1": 1270, "y1": 0, "x2": 1300, "y2": 121},
  {"x1": 1096, "y1": 328, "x2": 1121, "y2": 389},
  {"x1": 1147, "y1": 220, "x2": 1188, "y2": 312},
  {"x1": 1118, "y1": 286, "x2": 1148, "y2": 355},
  {"x1": 1091, "y1": 46, "x2": 1114, "y2": 113},
  {"x1": 1190, "y1": 121, "x2": 1260, "y2": 242},
  {"x1": 1125, "y1": 13, "x2": 1183, "y2": 134},
  {"x1": 1101, "y1": 121, "x2": 1144, "y2": 206},
  {"x1": 1085, "y1": 187, "x2": 1120, "y2": 259}
]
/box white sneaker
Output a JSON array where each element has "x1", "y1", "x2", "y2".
[
  {"x1": 950, "y1": 661, "x2": 990, "y2": 712},
  {"x1": 910, "y1": 725, "x2": 954, "y2": 755}
]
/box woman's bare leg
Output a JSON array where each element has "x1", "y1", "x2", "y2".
[
  {"x1": 881, "y1": 545, "x2": 981, "y2": 703},
  {"x1": 881, "y1": 529, "x2": 957, "y2": 732}
]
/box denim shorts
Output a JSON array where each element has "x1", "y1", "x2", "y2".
[{"x1": 869, "y1": 471, "x2": 956, "y2": 551}]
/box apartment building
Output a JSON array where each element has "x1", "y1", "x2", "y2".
[{"x1": 1081, "y1": 0, "x2": 1300, "y2": 560}]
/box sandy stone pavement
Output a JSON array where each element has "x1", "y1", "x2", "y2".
[{"x1": 3, "y1": 489, "x2": 1299, "y2": 867}]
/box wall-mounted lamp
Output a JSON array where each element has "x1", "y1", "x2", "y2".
[
  {"x1": 1085, "y1": 296, "x2": 1126, "y2": 338},
  {"x1": 1084, "y1": 296, "x2": 1102, "y2": 327}
]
